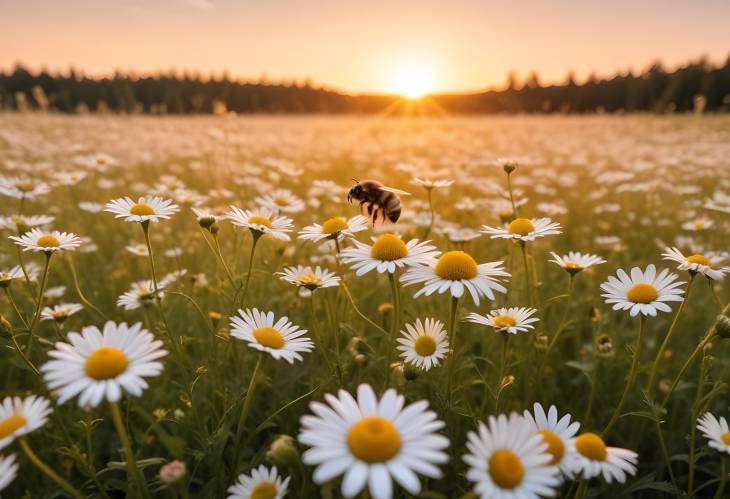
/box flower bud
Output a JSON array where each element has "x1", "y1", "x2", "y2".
[
  {"x1": 377, "y1": 303, "x2": 393, "y2": 315},
  {"x1": 715, "y1": 315, "x2": 730, "y2": 339},
  {"x1": 266, "y1": 435, "x2": 299, "y2": 468},
  {"x1": 197, "y1": 215, "x2": 216, "y2": 229},
  {"x1": 502, "y1": 161, "x2": 517, "y2": 174},
  {"x1": 159, "y1": 460, "x2": 186, "y2": 485},
  {"x1": 596, "y1": 333, "x2": 614, "y2": 357},
  {"x1": 403, "y1": 364, "x2": 419, "y2": 381}
]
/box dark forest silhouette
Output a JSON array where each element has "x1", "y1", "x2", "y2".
[{"x1": 1, "y1": 55, "x2": 729, "y2": 114}]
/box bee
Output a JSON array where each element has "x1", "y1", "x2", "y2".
[{"x1": 347, "y1": 179, "x2": 411, "y2": 224}]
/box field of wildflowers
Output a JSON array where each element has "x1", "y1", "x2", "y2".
[{"x1": 0, "y1": 114, "x2": 729, "y2": 498}]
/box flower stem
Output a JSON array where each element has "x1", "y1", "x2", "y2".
[
  {"x1": 423, "y1": 188, "x2": 435, "y2": 240},
  {"x1": 340, "y1": 279, "x2": 389, "y2": 337},
  {"x1": 238, "y1": 232, "x2": 261, "y2": 308},
  {"x1": 494, "y1": 332, "x2": 509, "y2": 412},
  {"x1": 446, "y1": 295, "x2": 460, "y2": 409},
  {"x1": 26, "y1": 252, "x2": 52, "y2": 350},
  {"x1": 109, "y1": 402, "x2": 151, "y2": 498},
  {"x1": 233, "y1": 352, "x2": 264, "y2": 467},
  {"x1": 384, "y1": 272, "x2": 401, "y2": 388},
  {"x1": 688, "y1": 352, "x2": 708, "y2": 496},
  {"x1": 519, "y1": 241, "x2": 534, "y2": 307},
  {"x1": 19, "y1": 438, "x2": 85, "y2": 499},
  {"x1": 67, "y1": 253, "x2": 107, "y2": 320},
  {"x1": 4, "y1": 287, "x2": 29, "y2": 329},
  {"x1": 661, "y1": 327, "x2": 720, "y2": 410},
  {"x1": 506, "y1": 172, "x2": 518, "y2": 218},
  {"x1": 539, "y1": 274, "x2": 574, "y2": 375},
  {"x1": 714, "y1": 457, "x2": 728, "y2": 499}
]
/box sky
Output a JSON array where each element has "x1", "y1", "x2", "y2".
[{"x1": 1, "y1": 0, "x2": 729, "y2": 95}]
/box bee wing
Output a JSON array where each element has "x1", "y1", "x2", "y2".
[{"x1": 380, "y1": 186, "x2": 411, "y2": 196}]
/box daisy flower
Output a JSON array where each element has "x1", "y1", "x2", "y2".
[
  {"x1": 9, "y1": 229, "x2": 82, "y2": 253},
  {"x1": 0, "y1": 454, "x2": 18, "y2": 493},
  {"x1": 571, "y1": 432, "x2": 638, "y2": 483},
  {"x1": 227, "y1": 465, "x2": 290, "y2": 499},
  {"x1": 523, "y1": 403, "x2": 581, "y2": 476},
  {"x1": 466, "y1": 307, "x2": 539, "y2": 335},
  {"x1": 662, "y1": 247, "x2": 729, "y2": 281},
  {"x1": 298, "y1": 215, "x2": 369, "y2": 243},
  {"x1": 0, "y1": 176, "x2": 50, "y2": 200},
  {"x1": 696, "y1": 412, "x2": 730, "y2": 455},
  {"x1": 600, "y1": 264, "x2": 685, "y2": 317},
  {"x1": 0, "y1": 266, "x2": 24, "y2": 288},
  {"x1": 481, "y1": 217, "x2": 562, "y2": 243},
  {"x1": 191, "y1": 206, "x2": 220, "y2": 229},
  {"x1": 549, "y1": 252, "x2": 606, "y2": 275},
  {"x1": 256, "y1": 189, "x2": 305, "y2": 214},
  {"x1": 298, "y1": 383, "x2": 449, "y2": 499},
  {"x1": 413, "y1": 177, "x2": 454, "y2": 190},
  {"x1": 0, "y1": 214, "x2": 54, "y2": 232},
  {"x1": 400, "y1": 251, "x2": 510, "y2": 306},
  {"x1": 226, "y1": 206, "x2": 293, "y2": 241},
  {"x1": 105, "y1": 196, "x2": 179, "y2": 223},
  {"x1": 0, "y1": 396, "x2": 52, "y2": 451},
  {"x1": 704, "y1": 191, "x2": 730, "y2": 214},
  {"x1": 339, "y1": 234, "x2": 439, "y2": 276},
  {"x1": 681, "y1": 218, "x2": 713, "y2": 231},
  {"x1": 41, "y1": 303, "x2": 83, "y2": 323},
  {"x1": 396, "y1": 318, "x2": 449, "y2": 371},
  {"x1": 463, "y1": 412, "x2": 561, "y2": 499},
  {"x1": 277, "y1": 265, "x2": 340, "y2": 291},
  {"x1": 229, "y1": 309, "x2": 313, "y2": 363},
  {"x1": 117, "y1": 280, "x2": 159, "y2": 310},
  {"x1": 41, "y1": 321, "x2": 167, "y2": 407}
]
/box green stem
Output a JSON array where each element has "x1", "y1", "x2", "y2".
[
  {"x1": 573, "y1": 480, "x2": 588, "y2": 499},
  {"x1": 446, "y1": 295, "x2": 460, "y2": 409},
  {"x1": 19, "y1": 438, "x2": 84, "y2": 499},
  {"x1": 308, "y1": 294, "x2": 333, "y2": 371},
  {"x1": 519, "y1": 242, "x2": 534, "y2": 308},
  {"x1": 324, "y1": 291, "x2": 343, "y2": 385},
  {"x1": 714, "y1": 457, "x2": 728, "y2": 499},
  {"x1": 340, "y1": 279, "x2": 389, "y2": 337},
  {"x1": 212, "y1": 233, "x2": 238, "y2": 290},
  {"x1": 688, "y1": 352, "x2": 708, "y2": 496},
  {"x1": 539, "y1": 274, "x2": 574, "y2": 374},
  {"x1": 233, "y1": 352, "x2": 264, "y2": 467},
  {"x1": 67, "y1": 253, "x2": 107, "y2": 320},
  {"x1": 423, "y1": 188, "x2": 435, "y2": 240},
  {"x1": 506, "y1": 172, "x2": 518, "y2": 218},
  {"x1": 661, "y1": 328, "x2": 718, "y2": 409},
  {"x1": 238, "y1": 232, "x2": 261, "y2": 308},
  {"x1": 26, "y1": 252, "x2": 52, "y2": 350},
  {"x1": 4, "y1": 287, "x2": 29, "y2": 329},
  {"x1": 653, "y1": 415, "x2": 678, "y2": 492},
  {"x1": 384, "y1": 272, "x2": 401, "y2": 388},
  {"x1": 494, "y1": 332, "x2": 509, "y2": 412},
  {"x1": 109, "y1": 402, "x2": 151, "y2": 499}
]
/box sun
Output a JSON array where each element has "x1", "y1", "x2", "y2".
[{"x1": 391, "y1": 64, "x2": 435, "y2": 100}]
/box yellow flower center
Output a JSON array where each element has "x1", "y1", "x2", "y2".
[
  {"x1": 626, "y1": 283, "x2": 658, "y2": 304},
  {"x1": 564, "y1": 261, "x2": 583, "y2": 270},
  {"x1": 370, "y1": 234, "x2": 408, "y2": 261},
  {"x1": 686, "y1": 254, "x2": 710, "y2": 266},
  {"x1": 694, "y1": 221, "x2": 705, "y2": 229},
  {"x1": 247, "y1": 216, "x2": 273, "y2": 228},
  {"x1": 347, "y1": 416, "x2": 401, "y2": 463},
  {"x1": 414, "y1": 335, "x2": 437, "y2": 356},
  {"x1": 321, "y1": 217, "x2": 349, "y2": 234},
  {"x1": 274, "y1": 197, "x2": 288, "y2": 206},
  {"x1": 253, "y1": 327, "x2": 285, "y2": 349},
  {"x1": 488, "y1": 449, "x2": 524, "y2": 489},
  {"x1": 575, "y1": 433, "x2": 608, "y2": 461},
  {"x1": 37, "y1": 235, "x2": 60, "y2": 248},
  {"x1": 15, "y1": 182, "x2": 33, "y2": 192},
  {"x1": 84, "y1": 347, "x2": 128, "y2": 380},
  {"x1": 492, "y1": 315, "x2": 517, "y2": 328},
  {"x1": 507, "y1": 218, "x2": 535, "y2": 236},
  {"x1": 296, "y1": 274, "x2": 321, "y2": 287},
  {"x1": 435, "y1": 251, "x2": 478, "y2": 280},
  {"x1": 0, "y1": 415, "x2": 27, "y2": 439},
  {"x1": 250, "y1": 482, "x2": 278, "y2": 499},
  {"x1": 537, "y1": 430, "x2": 565, "y2": 465},
  {"x1": 130, "y1": 203, "x2": 155, "y2": 216},
  {"x1": 722, "y1": 433, "x2": 730, "y2": 445}
]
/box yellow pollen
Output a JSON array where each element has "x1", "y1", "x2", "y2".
[
  {"x1": 296, "y1": 274, "x2": 321, "y2": 289},
  {"x1": 0, "y1": 415, "x2": 27, "y2": 439},
  {"x1": 347, "y1": 417, "x2": 401, "y2": 463},
  {"x1": 84, "y1": 347, "x2": 128, "y2": 380},
  {"x1": 488, "y1": 449, "x2": 524, "y2": 489},
  {"x1": 435, "y1": 251, "x2": 478, "y2": 280},
  {"x1": 694, "y1": 221, "x2": 705, "y2": 229},
  {"x1": 321, "y1": 217, "x2": 349, "y2": 234},
  {"x1": 722, "y1": 433, "x2": 730, "y2": 446},
  {"x1": 564, "y1": 261, "x2": 583, "y2": 270},
  {"x1": 36, "y1": 235, "x2": 60, "y2": 248},
  {"x1": 507, "y1": 218, "x2": 535, "y2": 236},
  {"x1": 253, "y1": 327, "x2": 285, "y2": 349},
  {"x1": 274, "y1": 197, "x2": 288, "y2": 206},
  {"x1": 626, "y1": 283, "x2": 658, "y2": 304},
  {"x1": 575, "y1": 433, "x2": 608, "y2": 461},
  {"x1": 370, "y1": 234, "x2": 408, "y2": 261},
  {"x1": 130, "y1": 203, "x2": 155, "y2": 216},
  {"x1": 492, "y1": 315, "x2": 517, "y2": 328},
  {"x1": 414, "y1": 335, "x2": 437, "y2": 356},
  {"x1": 15, "y1": 182, "x2": 33, "y2": 192},
  {"x1": 250, "y1": 482, "x2": 278, "y2": 499},
  {"x1": 247, "y1": 216, "x2": 273, "y2": 228},
  {"x1": 537, "y1": 430, "x2": 565, "y2": 465},
  {"x1": 687, "y1": 254, "x2": 710, "y2": 266},
  {"x1": 498, "y1": 209, "x2": 513, "y2": 219}
]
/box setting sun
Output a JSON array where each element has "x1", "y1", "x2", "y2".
[{"x1": 390, "y1": 63, "x2": 436, "y2": 99}]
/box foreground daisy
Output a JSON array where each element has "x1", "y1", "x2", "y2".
[
  {"x1": 277, "y1": 265, "x2": 340, "y2": 291},
  {"x1": 9, "y1": 229, "x2": 82, "y2": 253},
  {"x1": 396, "y1": 318, "x2": 449, "y2": 371},
  {"x1": 466, "y1": 307, "x2": 539, "y2": 335},
  {"x1": 41, "y1": 321, "x2": 167, "y2": 407},
  {"x1": 401, "y1": 251, "x2": 510, "y2": 306},
  {"x1": 226, "y1": 206, "x2": 293, "y2": 241},
  {"x1": 339, "y1": 234, "x2": 439, "y2": 276},
  {"x1": 523, "y1": 403, "x2": 580, "y2": 476},
  {"x1": 463, "y1": 413, "x2": 560, "y2": 499},
  {"x1": 571, "y1": 432, "x2": 638, "y2": 483},
  {"x1": 228, "y1": 465, "x2": 290, "y2": 499},
  {"x1": 662, "y1": 247, "x2": 729, "y2": 281},
  {"x1": 0, "y1": 454, "x2": 18, "y2": 493},
  {"x1": 298, "y1": 215, "x2": 369, "y2": 243},
  {"x1": 299, "y1": 383, "x2": 449, "y2": 499},
  {"x1": 105, "y1": 196, "x2": 179, "y2": 223},
  {"x1": 600, "y1": 264, "x2": 684, "y2": 317},
  {"x1": 696, "y1": 413, "x2": 730, "y2": 455},
  {"x1": 481, "y1": 217, "x2": 562, "y2": 243},
  {"x1": 230, "y1": 309, "x2": 313, "y2": 363},
  {"x1": 0, "y1": 396, "x2": 52, "y2": 451},
  {"x1": 549, "y1": 252, "x2": 606, "y2": 275},
  {"x1": 40, "y1": 303, "x2": 83, "y2": 323}
]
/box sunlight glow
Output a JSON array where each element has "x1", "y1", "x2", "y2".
[{"x1": 390, "y1": 64, "x2": 435, "y2": 99}]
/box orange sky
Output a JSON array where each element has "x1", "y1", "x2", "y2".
[{"x1": 1, "y1": 0, "x2": 728, "y2": 94}]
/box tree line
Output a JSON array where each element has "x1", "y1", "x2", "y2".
[{"x1": 1, "y1": 55, "x2": 729, "y2": 115}]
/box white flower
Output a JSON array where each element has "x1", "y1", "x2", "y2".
[
  {"x1": 105, "y1": 196, "x2": 179, "y2": 223},
  {"x1": 463, "y1": 412, "x2": 561, "y2": 499},
  {"x1": 298, "y1": 383, "x2": 449, "y2": 499},
  {"x1": 41, "y1": 303, "x2": 83, "y2": 322},
  {"x1": 600, "y1": 264, "x2": 685, "y2": 317},
  {"x1": 704, "y1": 191, "x2": 730, "y2": 214},
  {"x1": 0, "y1": 266, "x2": 24, "y2": 287},
  {"x1": 549, "y1": 252, "x2": 606, "y2": 273},
  {"x1": 481, "y1": 217, "x2": 562, "y2": 242},
  {"x1": 0, "y1": 176, "x2": 50, "y2": 199},
  {"x1": 298, "y1": 215, "x2": 369, "y2": 243},
  {"x1": 696, "y1": 412, "x2": 730, "y2": 455},
  {"x1": 662, "y1": 247, "x2": 729, "y2": 281},
  {"x1": 396, "y1": 318, "x2": 449, "y2": 371},
  {"x1": 0, "y1": 454, "x2": 18, "y2": 492},
  {"x1": 0, "y1": 214, "x2": 54, "y2": 231},
  {"x1": 78, "y1": 202, "x2": 105, "y2": 213},
  {"x1": 277, "y1": 266, "x2": 340, "y2": 291},
  {"x1": 466, "y1": 307, "x2": 539, "y2": 335},
  {"x1": 401, "y1": 251, "x2": 510, "y2": 306},
  {"x1": 230, "y1": 309, "x2": 313, "y2": 363},
  {"x1": 9, "y1": 229, "x2": 82, "y2": 253},
  {"x1": 339, "y1": 234, "x2": 439, "y2": 276},
  {"x1": 571, "y1": 432, "x2": 638, "y2": 483},
  {"x1": 523, "y1": 403, "x2": 581, "y2": 477},
  {"x1": 227, "y1": 464, "x2": 290, "y2": 499},
  {"x1": 256, "y1": 189, "x2": 306, "y2": 214},
  {"x1": 0, "y1": 396, "x2": 52, "y2": 451},
  {"x1": 413, "y1": 177, "x2": 454, "y2": 190},
  {"x1": 117, "y1": 280, "x2": 159, "y2": 310},
  {"x1": 681, "y1": 218, "x2": 713, "y2": 231},
  {"x1": 226, "y1": 206, "x2": 293, "y2": 241},
  {"x1": 41, "y1": 321, "x2": 167, "y2": 407}
]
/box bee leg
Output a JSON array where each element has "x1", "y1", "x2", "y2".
[
  {"x1": 372, "y1": 207, "x2": 379, "y2": 225},
  {"x1": 367, "y1": 203, "x2": 374, "y2": 216}
]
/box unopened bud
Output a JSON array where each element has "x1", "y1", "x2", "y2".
[
  {"x1": 377, "y1": 303, "x2": 393, "y2": 315},
  {"x1": 715, "y1": 315, "x2": 730, "y2": 339},
  {"x1": 403, "y1": 364, "x2": 419, "y2": 381},
  {"x1": 198, "y1": 215, "x2": 216, "y2": 229},
  {"x1": 266, "y1": 435, "x2": 299, "y2": 467},
  {"x1": 159, "y1": 460, "x2": 186, "y2": 485},
  {"x1": 596, "y1": 333, "x2": 614, "y2": 357},
  {"x1": 502, "y1": 161, "x2": 517, "y2": 174}
]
